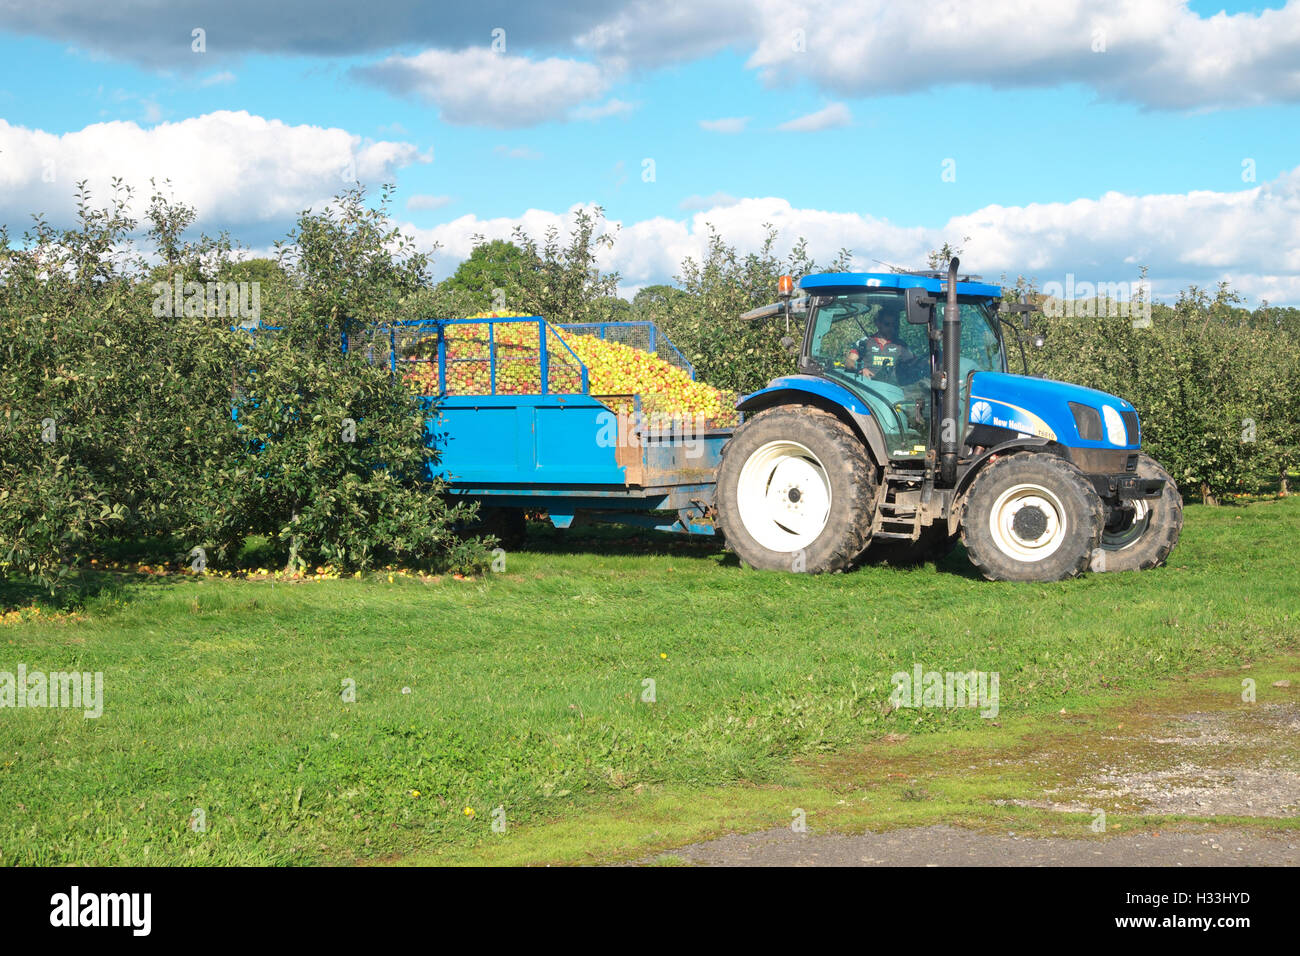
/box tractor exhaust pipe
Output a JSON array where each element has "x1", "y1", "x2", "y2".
[{"x1": 940, "y1": 257, "x2": 961, "y2": 486}]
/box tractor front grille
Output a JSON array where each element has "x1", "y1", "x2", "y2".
[{"x1": 1121, "y1": 410, "x2": 1141, "y2": 445}]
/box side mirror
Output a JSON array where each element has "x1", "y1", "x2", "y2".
[
  {"x1": 779, "y1": 335, "x2": 799, "y2": 356},
  {"x1": 905, "y1": 287, "x2": 936, "y2": 325},
  {"x1": 998, "y1": 299, "x2": 1044, "y2": 346}
]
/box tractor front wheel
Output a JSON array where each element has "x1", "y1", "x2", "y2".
[
  {"x1": 960, "y1": 452, "x2": 1103, "y2": 582},
  {"x1": 716, "y1": 405, "x2": 876, "y2": 573},
  {"x1": 1092, "y1": 453, "x2": 1183, "y2": 572}
]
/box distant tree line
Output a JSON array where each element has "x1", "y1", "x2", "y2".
[{"x1": 3, "y1": 184, "x2": 1297, "y2": 590}]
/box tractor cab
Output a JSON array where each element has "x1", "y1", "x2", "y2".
[
  {"x1": 796, "y1": 272, "x2": 1007, "y2": 462},
  {"x1": 741, "y1": 270, "x2": 1011, "y2": 464}
]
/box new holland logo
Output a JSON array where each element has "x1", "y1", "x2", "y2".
[{"x1": 971, "y1": 401, "x2": 992, "y2": 424}]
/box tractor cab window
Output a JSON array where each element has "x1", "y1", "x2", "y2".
[
  {"x1": 935, "y1": 300, "x2": 1005, "y2": 429},
  {"x1": 806, "y1": 292, "x2": 1006, "y2": 461},
  {"x1": 807, "y1": 290, "x2": 931, "y2": 459},
  {"x1": 936, "y1": 300, "x2": 1005, "y2": 380}
]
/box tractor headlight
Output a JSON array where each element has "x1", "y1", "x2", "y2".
[{"x1": 1102, "y1": 405, "x2": 1127, "y2": 445}]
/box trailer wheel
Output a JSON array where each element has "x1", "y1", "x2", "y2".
[
  {"x1": 1092, "y1": 454, "x2": 1182, "y2": 572},
  {"x1": 960, "y1": 452, "x2": 1102, "y2": 582},
  {"x1": 469, "y1": 507, "x2": 528, "y2": 550},
  {"x1": 716, "y1": 405, "x2": 876, "y2": 573}
]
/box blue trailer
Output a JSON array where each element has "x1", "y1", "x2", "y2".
[
  {"x1": 351, "y1": 317, "x2": 733, "y2": 538},
  {"x1": 358, "y1": 260, "x2": 1182, "y2": 582}
]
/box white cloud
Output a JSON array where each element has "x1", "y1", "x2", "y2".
[
  {"x1": 341, "y1": 2, "x2": 1300, "y2": 124},
  {"x1": 403, "y1": 169, "x2": 1300, "y2": 304},
  {"x1": 570, "y1": 97, "x2": 638, "y2": 121},
  {"x1": 407, "y1": 194, "x2": 454, "y2": 211},
  {"x1": 354, "y1": 47, "x2": 610, "y2": 127},
  {"x1": 401, "y1": 197, "x2": 924, "y2": 290},
  {"x1": 0, "y1": 110, "x2": 428, "y2": 231},
  {"x1": 776, "y1": 102, "x2": 851, "y2": 132},
  {"x1": 575, "y1": 0, "x2": 759, "y2": 67},
  {"x1": 0, "y1": 2, "x2": 646, "y2": 66},
  {"x1": 10, "y1": 2, "x2": 1300, "y2": 111},
  {"x1": 199, "y1": 71, "x2": 236, "y2": 87},
  {"x1": 699, "y1": 116, "x2": 750, "y2": 133},
  {"x1": 7, "y1": 108, "x2": 1298, "y2": 306},
  {"x1": 93, "y1": 85, "x2": 163, "y2": 124},
  {"x1": 359, "y1": 0, "x2": 1300, "y2": 115},
  {"x1": 747, "y1": 0, "x2": 1300, "y2": 111},
  {"x1": 941, "y1": 170, "x2": 1300, "y2": 298},
  {"x1": 494, "y1": 145, "x2": 543, "y2": 160}
]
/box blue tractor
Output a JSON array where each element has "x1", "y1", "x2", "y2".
[{"x1": 713, "y1": 259, "x2": 1183, "y2": 582}]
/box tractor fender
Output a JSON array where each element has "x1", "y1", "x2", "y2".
[
  {"x1": 737, "y1": 376, "x2": 890, "y2": 468},
  {"x1": 949, "y1": 436, "x2": 1061, "y2": 535}
]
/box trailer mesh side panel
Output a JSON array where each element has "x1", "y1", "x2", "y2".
[
  {"x1": 544, "y1": 326, "x2": 584, "y2": 393},
  {"x1": 342, "y1": 318, "x2": 692, "y2": 399},
  {"x1": 556, "y1": 321, "x2": 695, "y2": 380}
]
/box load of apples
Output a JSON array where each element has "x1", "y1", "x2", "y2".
[
  {"x1": 405, "y1": 317, "x2": 577, "y2": 395},
  {"x1": 401, "y1": 311, "x2": 737, "y2": 426}
]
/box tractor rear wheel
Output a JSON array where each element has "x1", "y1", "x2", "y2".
[
  {"x1": 960, "y1": 452, "x2": 1103, "y2": 582},
  {"x1": 716, "y1": 405, "x2": 876, "y2": 573},
  {"x1": 1092, "y1": 453, "x2": 1182, "y2": 572}
]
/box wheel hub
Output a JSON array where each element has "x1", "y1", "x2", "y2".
[
  {"x1": 735, "y1": 440, "x2": 832, "y2": 553},
  {"x1": 988, "y1": 483, "x2": 1068, "y2": 562},
  {"x1": 1012, "y1": 505, "x2": 1049, "y2": 541}
]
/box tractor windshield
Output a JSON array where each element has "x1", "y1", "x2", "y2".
[
  {"x1": 938, "y1": 299, "x2": 1005, "y2": 382},
  {"x1": 806, "y1": 290, "x2": 1004, "y2": 459}
]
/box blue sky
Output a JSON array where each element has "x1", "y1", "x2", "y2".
[{"x1": 1, "y1": 1, "x2": 1298, "y2": 302}]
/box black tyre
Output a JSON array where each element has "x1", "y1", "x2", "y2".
[
  {"x1": 715, "y1": 405, "x2": 876, "y2": 573},
  {"x1": 469, "y1": 507, "x2": 528, "y2": 550},
  {"x1": 865, "y1": 526, "x2": 960, "y2": 568},
  {"x1": 960, "y1": 452, "x2": 1103, "y2": 582},
  {"x1": 1092, "y1": 453, "x2": 1182, "y2": 572}
]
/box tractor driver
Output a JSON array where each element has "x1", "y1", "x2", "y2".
[{"x1": 844, "y1": 307, "x2": 921, "y2": 384}]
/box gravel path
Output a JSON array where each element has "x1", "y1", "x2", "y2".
[
  {"x1": 650, "y1": 697, "x2": 1299, "y2": 866},
  {"x1": 659, "y1": 824, "x2": 1300, "y2": 866}
]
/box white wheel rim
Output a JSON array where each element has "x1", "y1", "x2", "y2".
[
  {"x1": 1102, "y1": 499, "x2": 1151, "y2": 551},
  {"x1": 988, "y1": 482, "x2": 1068, "y2": 562},
  {"x1": 736, "y1": 440, "x2": 832, "y2": 553}
]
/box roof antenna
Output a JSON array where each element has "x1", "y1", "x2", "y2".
[{"x1": 871, "y1": 258, "x2": 910, "y2": 274}]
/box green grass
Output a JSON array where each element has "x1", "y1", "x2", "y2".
[
  {"x1": 2, "y1": 498, "x2": 1298, "y2": 865},
  {"x1": 408, "y1": 655, "x2": 1300, "y2": 866}
]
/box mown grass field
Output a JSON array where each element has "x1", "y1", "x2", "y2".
[{"x1": 2, "y1": 498, "x2": 1298, "y2": 865}]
